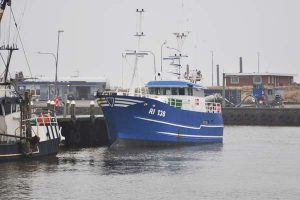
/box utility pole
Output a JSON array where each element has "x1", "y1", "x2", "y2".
[{"x1": 55, "y1": 30, "x2": 64, "y2": 96}]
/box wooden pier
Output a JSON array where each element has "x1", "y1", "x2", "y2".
[{"x1": 57, "y1": 115, "x2": 109, "y2": 147}]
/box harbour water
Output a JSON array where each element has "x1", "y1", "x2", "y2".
[{"x1": 1, "y1": 126, "x2": 300, "y2": 200}]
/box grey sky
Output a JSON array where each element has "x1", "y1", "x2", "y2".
[{"x1": 3, "y1": 0, "x2": 300, "y2": 86}]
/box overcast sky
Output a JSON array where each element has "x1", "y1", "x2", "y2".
[{"x1": 2, "y1": 0, "x2": 300, "y2": 87}]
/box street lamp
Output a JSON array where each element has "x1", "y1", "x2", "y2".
[
  {"x1": 139, "y1": 50, "x2": 156, "y2": 80},
  {"x1": 166, "y1": 46, "x2": 181, "y2": 53},
  {"x1": 55, "y1": 30, "x2": 64, "y2": 96},
  {"x1": 37, "y1": 51, "x2": 57, "y2": 98},
  {"x1": 38, "y1": 30, "x2": 64, "y2": 97},
  {"x1": 160, "y1": 40, "x2": 167, "y2": 74},
  {"x1": 37, "y1": 51, "x2": 57, "y2": 63}
]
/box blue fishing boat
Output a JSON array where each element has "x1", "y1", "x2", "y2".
[
  {"x1": 98, "y1": 81, "x2": 223, "y2": 146},
  {"x1": 97, "y1": 9, "x2": 223, "y2": 146}
]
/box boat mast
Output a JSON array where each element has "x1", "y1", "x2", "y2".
[
  {"x1": 0, "y1": 0, "x2": 18, "y2": 85},
  {"x1": 1, "y1": 45, "x2": 19, "y2": 84},
  {"x1": 129, "y1": 9, "x2": 145, "y2": 94},
  {"x1": 0, "y1": 0, "x2": 11, "y2": 23}
]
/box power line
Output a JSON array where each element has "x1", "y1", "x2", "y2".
[
  {"x1": 10, "y1": 6, "x2": 32, "y2": 78},
  {"x1": 13, "y1": 0, "x2": 28, "y2": 44}
]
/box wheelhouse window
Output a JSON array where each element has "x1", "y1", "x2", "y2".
[
  {"x1": 165, "y1": 88, "x2": 171, "y2": 95},
  {"x1": 187, "y1": 86, "x2": 193, "y2": 95},
  {"x1": 149, "y1": 88, "x2": 155, "y2": 94},
  {"x1": 231, "y1": 76, "x2": 239, "y2": 84},
  {"x1": 148, "y1": 87, "x2": 187, "y2": 95},
  {"x1": 178, "y1": 88, "x2": 185, "y2": 95},
  {"x1": 4, "y1": 103, "x2": 11, "y2": 115},
  {"x1": 16, "y1": 104, "x2": 20, "y2": 112},
  {"x1": 171, "y1": 88, "x2": 178, "y2": 95},
  {"x1": 12, "y1": 104, "x2": 16, "y2": 113}
]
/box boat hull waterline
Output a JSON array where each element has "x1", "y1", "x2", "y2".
[{"x1": 0, "y1": 138, "x2": 60, "y2": 162}]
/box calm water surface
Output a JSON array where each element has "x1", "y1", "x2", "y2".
[{"x1": 1, "y1": 126, "x2": 300, "y2": 200}]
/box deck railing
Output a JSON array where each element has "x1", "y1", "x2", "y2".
[{"x1": 99, "y1": 91, "x2": 222, "y2": 113}]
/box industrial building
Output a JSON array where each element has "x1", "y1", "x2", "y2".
[
  {"x1": 17, "y1": 76, "x2": 107, "y2": 101},
  {"x1": 224, "y1": 73, "x2": 294, "y2": 87}
]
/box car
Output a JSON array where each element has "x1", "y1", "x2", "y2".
[{"x1": 67, "y1": 94, "x2": 75, "y2": 100}]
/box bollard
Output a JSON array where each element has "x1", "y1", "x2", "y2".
[
  {"x1": 70, "y1": 100, "x2": 76, "y2": 120},
  {"x1": 47, "y1": 100, "x2": 51, "y2": 111},
  {"x1": 63, "y1": 95, "x2": 68, "y2": 118},
  {"x1": 90, "y1": 101, "x2": 95, "y2": 121},
  {"x1": 50, "y1": 100, "x2": 55, "y2": 112},
  {"x1": 66, "y1": 100, "x2": 70, "y2": 115}
]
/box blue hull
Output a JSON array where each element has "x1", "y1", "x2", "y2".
[{"x1": 100, "y1": 95, "x2": 224, "y2": 145}]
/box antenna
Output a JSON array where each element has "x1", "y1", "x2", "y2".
[
  {"x1": 163, "y1": 31, "x2": 189, "y2": 79},
  {"x1": 173, "y1": 32, "x2": 189, "y2": 51},
  {"x1": 135, "y1": 9, "x2": 145, "y2": 49}
]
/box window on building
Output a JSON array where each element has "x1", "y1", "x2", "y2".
[
  {"x1": 36, "y1": 89, "x2": 40, "y2": 95},
  {"x1": 268, "y1": 89, "x2": 273, "y2": 95},
  {"x1": 230, "y1": 76, "x2": 239, "y2": 84},
  {"x1": 253, "y1": 76, "x2": 262, "y2": 84}
]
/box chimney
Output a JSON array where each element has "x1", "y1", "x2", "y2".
[
  {"x1": 216, "y1": 64, "x2": 220, "y2": 86},
  {"x1": 239, "y1": 57, "x2": 243, "y2": 73}
]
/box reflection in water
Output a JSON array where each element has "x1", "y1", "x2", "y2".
[
  {"x1": 1, "y1": 127, "x2": 300, "y2": 200},
  {"x1": 0, "y1": 144, "x2": 223, "y2": 199},
  {"x1": 101, "y1": 144, "x2": 223, "y2": 175},
  {"x1": 0, "y1": 157, "x2": 58, "y2": 199}
]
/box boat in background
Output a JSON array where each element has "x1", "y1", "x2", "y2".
[
  {"x1": 0, "y1": 1, "x2": 61, "y2": 161},
  {"x1": 97, "y1": 9, "x2": 223, "y2": 146}
]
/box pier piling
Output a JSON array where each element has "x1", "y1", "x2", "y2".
[{"x1": 70, "y1": 100, "x2": 76, "y2": 120}]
